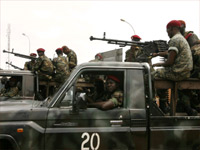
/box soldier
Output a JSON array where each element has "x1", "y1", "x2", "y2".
[
  {"x1": 52, "y1": 48, "x2": 70, "y2": 84},
  {"x1": 33, "y1": 48, "x2": 54, "y2": 81},
  {"x1": 24, "y1": 53, "x2": 37, "y2": 71},
  {"x1": 151, "y1": 20, "x2": 193, "y2": 114},
  {"x1": 0, "y1": 77, "x2": 19, "y2": 97},
  {"x1": 125, "y1": 35, "x2": 143, "y2": 62},
  {"x1": 179, "y1": 20, "x2": 200, "y2": 78},
  {"x1": 89, "y1": 53, "x2": 103, "y2": 62},
  {"x1": 62, "y1": 45, "x2": 77, "y2": 72},
  {"x1": 87, "y1": 75, "x2": 123, "y2": 110},
  {"x1": 178, "y1": 20, "x2": 200, "y2": 115}
]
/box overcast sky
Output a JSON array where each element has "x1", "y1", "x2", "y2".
[{"x1": 0, "y1": 0, "x2": 199, "y2": 69}]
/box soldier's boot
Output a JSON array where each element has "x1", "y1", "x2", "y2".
[{"x1": 159, "y1": 98, "x2": 170, "y2": 114}]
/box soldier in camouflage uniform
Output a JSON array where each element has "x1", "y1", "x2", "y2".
[
  {"x1": 178, "y1": 20, "x2": 200, "y2": 115},
  {"x1": 125, "y1": 35, "x2": 143, "y2": 62},
  {"x1": 0, "y1": 77, "x2": 19, "y2": 97},
  {"x1": 87, "y1": 75, "x2": 123, "y2": 110},
  {"x1": 33, "y1": 48, "x2": 54, "y2": 81},
  {"x1": 24, "y1": 53, "x2": 37, "y2": 71},
  {"x1": 52, "y1": 48, "x2": 70, "y2": 84},
  {"x1": 151, "y1": 20, "x2": 193, "y2": 114},
  {"x1": 62, "y1": 45, "x2": 77, "y2": 72}
]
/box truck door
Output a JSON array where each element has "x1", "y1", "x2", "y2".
[
  {"x1": 45, "y1": 69, "x2": 133, "y2": 150},
  {"x1": 127, "y1": 69, "x2": 148, "y2": 149}
]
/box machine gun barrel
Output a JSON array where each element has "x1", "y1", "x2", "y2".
[
  {"x1": 6, "y1": 62, "x2": 23, "y2": 70},
  {"x1": 3, "y1": 49, "x2": 36, "y2": 60},
  {"x1": 90, "y1": 36, "x2": 144, "y2": 47}
]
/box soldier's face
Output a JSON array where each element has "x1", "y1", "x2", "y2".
[
  {"x1": 37, "y1": 51, "x2": 44, "y2": 56},
  {"x1": 167, "y1": 27, "x2": 173, "y2": 38},
  {"x1": 106, "y1": 79, "x2": 117, "y2": 92}
]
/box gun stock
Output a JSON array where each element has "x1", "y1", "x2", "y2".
[{"x1": 3, "y1": 50, "x2": 36, "y2": 60}]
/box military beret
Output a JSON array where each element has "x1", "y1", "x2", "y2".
[
  {"x1": 37, "y1": 48, "x2": 45, "y2": 52},
  {"x1": 107, "y1": 75, "x2": 120, "y2": 83},
  {"x1": 30, "y1": 53, "x2": 37, "y2": 56},
  {"x1": 166, "y1": 20, "x2": 181, "y2": 29},
  {"x1": 56, "y1": 48, "x2": 63, "y2": 52},
  {"x1": 179, "y1": 20, "x2": 186, "y2": 27},
  {"x1": 131, "y1": 35, "x2": 141, "y2": 40},
  {"x1": 95, "y1": 53, "x2": 103, "y2": 59}
]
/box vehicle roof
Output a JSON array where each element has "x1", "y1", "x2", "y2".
[
  {"x1": 76, "y1": 62, "x2": 148, "y2": 70},
  {"x1": 0, "y1": 70, "x2": 34, "y2": 76}
]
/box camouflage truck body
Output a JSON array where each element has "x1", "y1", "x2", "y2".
[{"x1": 0, "y1": 62, "x2": 200, "y2": 150}]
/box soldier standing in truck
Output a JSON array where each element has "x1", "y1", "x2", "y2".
[
  {"x1": 52, "y1": 48, "x2": 70, "y2": 85},
  {"x1": 33, "y1": 48, "x2": 54, "y2": 81},
  {"x1": 24, "y1": 53, "x2": 37, "y2": 71},
  {"x1": 125, "y1": 35, "x2": 143, "y2": 62},
  {"x1": 87, "y1": 75, "x2": 123, "y2": 110},
  {"x1": 151, "y1": 20, "x2": 193, "y2": 114},
  {"x1": 62, "y1": 45, "x2": 77, "y2": 72}
]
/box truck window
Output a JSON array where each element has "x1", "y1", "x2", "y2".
[{"x1": 59, "y1": 70, "x2": 125, "y2": 110}]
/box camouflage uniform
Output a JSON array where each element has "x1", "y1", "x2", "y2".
[
  {"x1": 180, "y1": 31, "x2": 200, "y2": 115},
  {"x1": 125, "y1": 45, "x2": 143, "y2": 62},
  {"x1": 53, "y1": 55, "x2": 70, "y2": 83},
  {"x1": 152, "y1": 33, "x2": 193, "y2": 114},
  {"x1": 102, "y1": 89, "x2": 123, "y2": 107},
  {"x1": 0, "y1": 87, "x2": 19, "y2": 97},
  {"x1": 67, "y1": 49, "x2": 77, "y2": 72},
  {"x1": 152, "y1": 33, "x2": 193, "y2": 81},
  {"x1": 24, "y1": 61, "x2": 36, "y2": 71},
  {"x1": 34, "y1": 55, "x2": 54, "y2": 81}
]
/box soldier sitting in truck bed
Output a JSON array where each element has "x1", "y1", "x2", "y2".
[
  {"x1": 87, "y1": 75, "x2": 123, "y2": 110},
  {"x1": 151, "y1": 20, "x2": 193, "y2": 114}
]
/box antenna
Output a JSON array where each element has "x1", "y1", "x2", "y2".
[{"x1": 7, "y1": 24, "x2": 11, "y2": 69}]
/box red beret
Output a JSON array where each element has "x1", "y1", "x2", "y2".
[
  {"x1": 37, "y1": 48, "x2": 45, "y2": 52},
  {"x1": 95, "y1": 53, "x2": 103, "y2": 59},
  {"x1": 56, "y1": 48, "x2": 63, "y2": 52},
  {"x1": 107, "y1": 75, "x2": 120, "y2": 83},
  {"x1": 131, "y1": 35, "x2": 141, "y2": 40},
  {"x1": 179, "y1": 20, "x2": 186, "y2": 27},
  {"x1": 30, "y1": 53, "x2": 37, "y2": 56},
  {"x1": 167, "y1": 20, "x2": 181, "y2": 29}
]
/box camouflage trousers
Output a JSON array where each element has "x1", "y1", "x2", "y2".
[
  {"x1": 53, "y1": 73, "x2": 69, "y2": 83},
  {"x1": 38, "y1": 72, "x2": 52, "y2": 81},
  {"x1": 151, "y1": 68, "x2": 190, "y2": 81}
]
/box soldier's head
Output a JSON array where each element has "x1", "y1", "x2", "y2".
[
  {"x1": 178, "y1": 20, "x2": 186, "y2": 35},
  {"x1": 9, "y1": 77, "x2": 17, "y2": 87},
  {"x1": 106, "y1": 75, "x2": 120, "y2": 93},
  {"x1": 166, "y1": 20, "x2": 181, "y2": 38},
  {"x1": 1, "y1": 77, "x2": 8, "y2": 84},
  {"x1": 55, "y1": 48, "x2": 63, "y2": 55},
  {"x1": 131, "y1": 35, "x2": 141, "y2": 42},
  {"x1": 37, "y1": 48, "x2": 45, "y2": 56},
  {"x1": 95, "y1": 53, "x2": 103, "y2": 61},
  {"x1": 30, "y1": 53, "x2": 37, "y2": 61},
  {"x1": 62, "y1": 46, "x2": 70, "y2": 54}
]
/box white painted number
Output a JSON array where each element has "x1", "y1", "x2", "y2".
[{"x1": 81, "y1": 132, "x2": 100, "y2": 150}]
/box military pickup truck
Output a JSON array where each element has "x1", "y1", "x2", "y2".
[
  {"x1": 0, "y1": 70, "x2": 59, "y2": 101},
  {"x1": 0, "y1": 62, "x2": 200, "y2": 150}
]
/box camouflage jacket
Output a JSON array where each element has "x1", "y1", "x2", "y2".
[
  {"x1": 184, "y1": 31, "x2": 199, "y2": 48},
  {"x1": 0, "y1": 87, "x2": 19, "y2": 97},
  {"x1": 167, "y1": 33, "x2": 193, "y2": 74},
  {"x1": 125, "y1": 45, "x2": 142, "y2": 62},
  {"x1": 102, "y1": 89, "x2": 123, "y2": 107},
  {"x1": 67, "y1": 50, "x2": 77, "y2": 71},
  {"x1": 53, "y1": 55, "x2": 70, "y2": 81},
  {"x1": 34, "y1": 55, "x2": 54, "y2": 75},
  {"x1": 24, "y1": 61, "x2": 36, "y2": 71}
]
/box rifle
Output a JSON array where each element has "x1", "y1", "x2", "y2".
[
  {"x1": 3, "y1": 49, "x2": 36, "y2": 60},
  {"x1": 6, "y1": 62, "x2": 23, "y2": 70},
  {"x1": 90, "y1": 32, "x2": 168, "y2": 62}
]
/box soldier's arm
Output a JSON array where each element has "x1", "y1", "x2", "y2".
[
  {"x1": 3, "y1": 87, "x2": 19, "y2": 97},
  {"x1": 188, "y1": 33, "x2": 199, "y2": 47}
]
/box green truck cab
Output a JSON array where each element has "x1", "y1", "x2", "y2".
[{"x1": 0, "y1": 62, "x2": 199, "y2": 150}]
